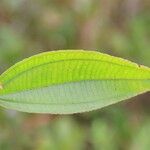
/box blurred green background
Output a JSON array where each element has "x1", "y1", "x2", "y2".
[{"x1": 0, "y1": 0, "x2": 150, "y2": 149}]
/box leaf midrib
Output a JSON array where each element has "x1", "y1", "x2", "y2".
[{"x1": 1, "y1": 78, "x2": 149, "y2": 96}]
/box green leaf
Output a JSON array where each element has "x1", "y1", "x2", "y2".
[{"x1": 0, "y1": 50, "x2": 150, "y2": 114}]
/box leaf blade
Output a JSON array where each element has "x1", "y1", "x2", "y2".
[{"x1": 0, "y1": 50, "x2": 150, "y2": 114}]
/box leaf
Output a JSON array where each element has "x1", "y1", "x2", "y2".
[{"x1": 0, "y1": 50, "x2": 150, "y2": 114}]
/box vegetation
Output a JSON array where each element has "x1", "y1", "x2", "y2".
[
  {"x1": 0, "y1": 50, "x2": 150, "y2": 114},
  {"x1": 0, "y1": 0, "x2": 150, "y2": 149}
]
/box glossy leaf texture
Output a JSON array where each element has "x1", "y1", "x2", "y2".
[{"x1": 0, "y1": 50, "x2": 150, "y2": 114}]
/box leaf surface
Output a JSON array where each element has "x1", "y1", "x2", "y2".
[{"x1": 0, "y1": 50, "x2": 149, "y2": 114}]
